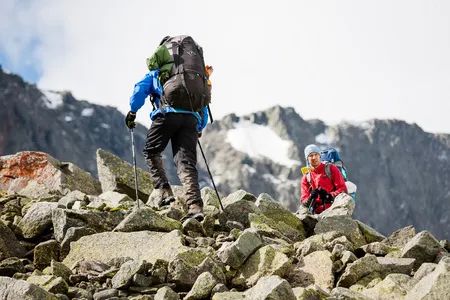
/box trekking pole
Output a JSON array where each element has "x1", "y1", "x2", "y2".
[
  {"x1": 130, "y1": 128, "x2": 140, "y2": 209},
  {"x1": 207, "y1": 105, "x2": 214, "y2": 123},
  {"x1": 197, "y1": 140, "x2": 224, "y2": 211}
]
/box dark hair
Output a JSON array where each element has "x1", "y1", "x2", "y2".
[{"x1": 159, "y1": 36, "x2": 170, "y2": 46}]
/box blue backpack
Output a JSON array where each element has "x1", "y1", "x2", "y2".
[{"x1": 320, "y1": 147, "x2": 348, "y2": 181}]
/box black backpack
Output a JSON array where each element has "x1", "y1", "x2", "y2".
[{"x1": 159, "y1": 35, "x2": 211, "y2": 112}]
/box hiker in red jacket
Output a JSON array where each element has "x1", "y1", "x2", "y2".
[{"x1": 300, "y1": 144, "x2": 347, "y2": 214}]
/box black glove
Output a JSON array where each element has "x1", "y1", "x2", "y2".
[
  {"x1": 318, "y1": 188, "x2": 333, "y2": 204},
  {"x1": 125, "y1": 111, "x2": 136, "y2": 129},
  {"x1": 304, "y1": 189, "x2": 319, "y2": 208}
]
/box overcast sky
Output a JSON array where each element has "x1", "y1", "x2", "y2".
[{"x1": 1, "y1": 0, "x2": 449, "y2": 133}]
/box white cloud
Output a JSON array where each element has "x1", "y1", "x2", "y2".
[{"x1": 1, "y1": 0, "x2": 450, "y2": 133}]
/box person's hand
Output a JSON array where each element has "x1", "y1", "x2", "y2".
[
  {"x1": 304, "y1": 189, "x2": 319, "y2": 208},
  {"x1": 197, "y1": 132, "x2": 202, "y2": 138},
  {"x1": 125, "y1": 111, "x2": 136, "y2": 129},
  {"x1": 318, "y1": 188, "x2": 333, "y2": 203},
  {"x1": 310, "y1": 188, "x2": 319, "y2": 199}
]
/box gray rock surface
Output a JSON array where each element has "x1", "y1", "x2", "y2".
[
  {"x1": 19, "y1": 202, "x2": 58, "y2": 238},
  {"x1": 63, "y1": 230, "x2": 191, "y2": 268},
  {"x1": 243, "y1": 275, "x2": 295, "y2": 300},
  {"x1": 113, "y1": 207, "x2": 181, "y2": 232},
  {"x1": 217, "y1": 229, "x2": 263, "y2": 269},
  {"x1": 96, "y1": 149, "x2": 153, "y2": 201},
  {"x1": 401, "y1": 231, "x2": 442, "y2": 269},
  {"x1": 0, "y1": 276, "x2": 57, "y2": 299},
  {"x1": 0, "y1": 221, "x2": 26, "y2": 260},
  {"x1": 405, "y1": 257, "x2": 450, "y2": 300}
]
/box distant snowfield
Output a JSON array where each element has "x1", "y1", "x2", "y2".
[
  {"x1": 81, "y1": 108, "x2": 94, "y2": 117},
  {"x1": 226, "y1": 120, "x2": 300, "y2": 167},
  {"x1": 42, "y1": 90, "x2": 63, "y2": 109}
]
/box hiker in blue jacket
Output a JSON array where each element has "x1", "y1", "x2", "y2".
[{"x1": 125, "y1": 69, "x2": 208, "y2": 221}]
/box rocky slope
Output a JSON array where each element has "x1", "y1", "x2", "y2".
[
  {"x1": 0, "y1": 150, "x2": 449, "y2": 300},
  {"x1": 1, "y1": 66, "x2": 449, "y2": 240}
]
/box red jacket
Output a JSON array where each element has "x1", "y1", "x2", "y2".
[{"x1": 300, "y1": 162, "x2": 347, "y2": 214}]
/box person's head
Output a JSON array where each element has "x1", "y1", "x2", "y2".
[{"x1": 304, "y1": 144, "x2": 321, "y2": 168}]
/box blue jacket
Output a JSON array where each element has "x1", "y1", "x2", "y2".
[{"x1": 129, "y1": 70, "x2": 209, "y2": 132}]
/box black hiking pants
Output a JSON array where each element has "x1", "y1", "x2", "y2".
[{"x1": 143, "y1": 113, "x2": 202, "y2": 207}]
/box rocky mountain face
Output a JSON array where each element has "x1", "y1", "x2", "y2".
[
  {"x1": 0, "y1": 150, "x2": 449, "y2": 300},
  {"x1": 200, "y1": 106, "x2": 450, "y2": 240},
  {"x1": 1, "y1": 66, "x2": 449, "y2": 241},
  {"x1": 0, "y1": 66, "x2": 163, "y2": 178}
]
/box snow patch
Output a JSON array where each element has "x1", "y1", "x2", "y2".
[
  {"x1": 81, "y1": 108, "x2": 94, "y2": 117},
  {"x1": 242, "y1": 164, "x2": 257, "y2": 174},
  {"x1": 42, "y1": 90, "x2": 63, "y2": 109},
  {"x1": 390, "y1": 136, "x2": 400, "y2": 147},
  {"x1": 226, "y1": 120, "x2": 300, "y2": 167},
  {"x1": 438, "y1": 151, "x2": 448, "y2": 161},
  {"x1": 262, "y1": 173, "x2": 282, "y2": 185},
  {"x1": 64, "y1": 116, "x2": 73, "y2": 122},
  {"x1": 101, "y1": 123, "x2": 110, "y2": 129},
  {"x1": 315, "y1": 131, "x2": 335, "y2": 145}
]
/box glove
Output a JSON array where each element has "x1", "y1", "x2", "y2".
[
  {"x1": 318, "y1": 188, "x2": 333, "y2": 204},
  {"x1": 304, "y1": 189, "x2": 319, "y2": 208},
  {"x1": 125, "y1": 111, "x2": 136, "y2": 129},
  {"x1": 198, "y1": 132, "x2": 202, "y2": 138}
]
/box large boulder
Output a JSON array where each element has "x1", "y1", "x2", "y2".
[
  {"x1": 0, "y1": 276, "x2": 57, "y2": 299},
  {"x1": 318, "y1": 193, "x2": 355, "y2": 218},
  {"x1": 315, "y1": 215, "x2": 366, "y2": 248},
  {"x1": 249, "y1": 213, "x2": 302, "y2": 243},
  {"x1": 243, "y1": 275, "x2": 295, "y2": 300},
  {"x1": 113, "y1": 207, "x2": 182, "y2": 232},
  {"x1": 382, "y1": 225, "x2": 416, "y2": 249},
  {"x1": 217, "y1": 229, "x2": 263, "y2": 269},
  {"x1": 337, "y1": 255, "x2": 381, "y2": 288},
  {"x1": 298, "y1": 250, "x2": 334, "y2": 292},
  {"x1": 63, "y1": 230, "x2": 192, "y2": 268},
  {"x1": 111, "y1": 259, "x2": 147, "y2": 289},
  {"x1": 255, "y1": 193, "x2": 305, "y2": 238},
  {"x1": 232, "y1": 245, "x2": 291, "y2": 288},
  {"x1": 219, "y1": 190, "x2": 260, "y2": 228},
  {"x1": 377, "y1": 257, "x2": 415, "y2": 276},
  {"x1": 96, "y1": 148, "x2": 153, "y2": 201},
  {"x1": 167, "y1": 249, "x2": 208, "y2": 289},
  {"x1": 401, "y1": 231, "x2": 442, "y2": 269},
  {"x1": 18, "y1": 202, "x2": 58, "y2": 238},
  {"x1": 0, "y1": 151, "x2": 100, "y2": 198},
  {"x1": 184, "y1": 272, "x2": 218, "y2": 300},
  {"x1": 26, "y1": 274, "x2": 68, "y2": 295},
  {"x1": 356, "y1": 220, "x2": 386, "y2": 244},
  {"x1": 405, "y1": 257, "x2": 450, "y2": 300},
  {"x1": 34, "y1": 240, "x2": 59, "y2": 270},
  {"x1": 0, "y1": 221, "x2": 26, "y2": 260},
  {"x1": 362, "y1": 273, "x2": 412, "y2": 300},
  {"x1": 51, "y1": 208, "x2": 124, "y2": 242}
]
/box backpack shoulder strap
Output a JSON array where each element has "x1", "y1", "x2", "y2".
[
  {"x1": 306, "y1": 172, "x2": 311, "y2": 184},
  {"x1": 324, "y1": 163, "x2": 332, "y2": 180}
]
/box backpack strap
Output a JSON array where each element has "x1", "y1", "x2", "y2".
[
  {"x1": 324, "y1": 163, "x2": 332, "y2": 180},
  {"x1": 306, "y1": 172, "x2": 311, "y2": 185}
]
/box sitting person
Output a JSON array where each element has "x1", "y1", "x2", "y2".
[{"x1": 300, "y1": 144, "x2": 347, "y2": 214}]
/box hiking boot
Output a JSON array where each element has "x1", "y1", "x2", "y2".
[
  {"x1": 181, "y1": 203, "x2": 204, "y2": 222},
  {"x1": 157, "y1": 186, "x2": 176, "y2": 207}
]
